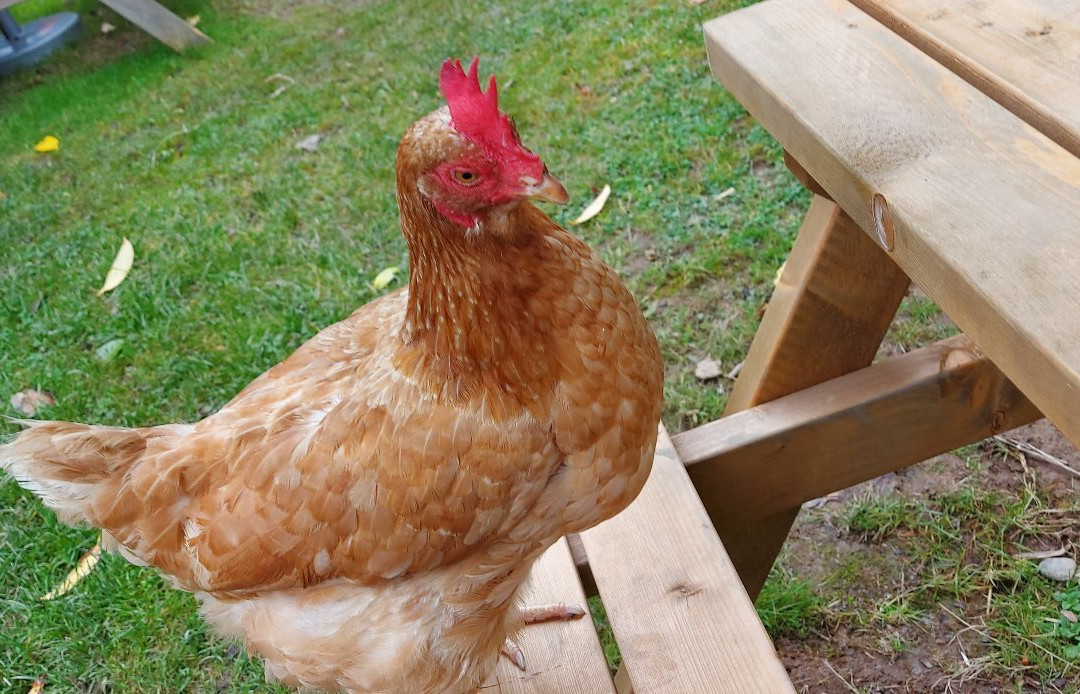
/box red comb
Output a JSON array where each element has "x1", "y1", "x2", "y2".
[{"x1": 439, "y1": 57, "x2": 521, "y2": 153}]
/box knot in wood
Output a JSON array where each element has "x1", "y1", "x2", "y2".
[{"x1": 871, "y1": 193, "x2": 895, "y2": 251}]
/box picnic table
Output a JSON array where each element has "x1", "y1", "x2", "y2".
[
  {"x1": 486, "y1": 0, "x2": 1080, "y2": 690},
  {"x1": 0, "y1": 0, "x2": 207, "y2": 52}
]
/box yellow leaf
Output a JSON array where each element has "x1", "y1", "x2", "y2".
[
  {"x1": 773, "y1": 260, "x2": 786, "y2": 287},
  {"x1": 41, "y1": 541, "x2": 101, "y2": 601},
  {"x1": 372, "y1": 266, "x2": 399, "y2": 290},
  {"x1": 28, "y1": 677, "x2": 46, "y2": 694},
  {"x1": 96, "y1": 237, "x2": 134, "y2": 296},
  {"x1": 33, "y1": 136, "x2": 59, "y2": 153},
  {"x1": 570, "y1": 184, "x2": 610, "y2": 225}
]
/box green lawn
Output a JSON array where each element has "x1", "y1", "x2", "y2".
[
  {"x1": 2, "y1": 0, "x2": 1077, "y2": 691},
  {"x1": 1, "y1": 0, "x2": 799, "y2": 688}
]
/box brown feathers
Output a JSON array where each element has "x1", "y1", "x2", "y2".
[{"x1": 0, "y1": 80, "x2": 663, "y2": 693}]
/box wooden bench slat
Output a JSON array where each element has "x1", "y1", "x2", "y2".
[
  {"x1": 850, "y1": 0, "x2": 1080, "y2": 158},
  {"x1": 705, "y1": 0, "x2": 1080, "y2": 448},
  {"x1": 483, "y1": 537, "x2": 615, "y2": 693},
  {"x1": 580, "y1": 425, "x2": 794, "y2": 694}
]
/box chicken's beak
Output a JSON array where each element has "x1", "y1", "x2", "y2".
[{"x1": 523, "y1": 172, "x2": 569, "y2": 205}]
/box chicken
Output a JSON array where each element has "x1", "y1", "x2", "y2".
[{"x1": 0, "y1": 57, "x2": 663, "y2": 693}]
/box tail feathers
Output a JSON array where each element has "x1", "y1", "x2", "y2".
[{"x1": 0, "y1": 420, "x2": 147, "y2": 525}]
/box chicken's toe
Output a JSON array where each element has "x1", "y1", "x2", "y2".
[
  {"x1": 499, "y1": 603, "x2": 586, "y2": 671},
  {"x1": 501, "y1": 637, "x2": 527, "y2": 671},
  {"x1": 520, "y1": 602, "x2": 586, "y2": 624}
]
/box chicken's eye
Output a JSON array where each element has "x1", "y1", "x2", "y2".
[{"x1": 453, "y1": 170, "x2": 480, "y2": 186}]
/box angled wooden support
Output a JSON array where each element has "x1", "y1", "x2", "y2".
[
  {"x1": 674, "y1": 334, "x2": 1041, "y2": 528},
  {"x1": 99, "y1": 0, "x2": 209, "y2": 52},
  {"x1": 704, "y1": 194, "x2": 910, "y2": 599}
]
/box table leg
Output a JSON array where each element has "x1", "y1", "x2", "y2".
[
  {"x1": 713, "y1": 194, "x2": 909, "y2": 599},
  {"x1": 99, "y1": 0, "x2": 209, "y2": 52}
]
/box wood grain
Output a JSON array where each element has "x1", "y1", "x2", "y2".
[
  {"x1": 99, "y1": 0, "x2": 209, "y2": 52},
  {"x1": 850, "y1": 0, "x2": 1080, "y2": 158},
  {"x1": 676, "y1": 335, "x2": 1041, "y2": 525},
  {"x1": 726, "y1": 196, "x2": 908, "y2": 411},
  {"x1": 580, "y1": 425, "x2": 794, "y2": 693},
  {"x1": 483, "y1": 538, "x2": 614, "y2": 694},
  {"x1": 706, "y1": 0, "x2": 1080, "y2": 449},
  {"x1": 711, "y1": 195, "x2": 908, "y2": 597}
]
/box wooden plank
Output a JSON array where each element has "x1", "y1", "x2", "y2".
[
  {"x1": 713, "y1": 195, "x2": 908, "y2": 597},
  {"x1": 99, "y1": 0, "x2": 209, "y2": 52},
  {"x1": 677, "y1": 335, "x2": 1042, "y2": 525},
  {"x1": 726, "y1": 195, "x2": 908, "y2": 411},
  {"x1": 580, "y1": 425, "x2": 794, "y2": 694},
  {"x1": 849, "y1": 0, "x2": 1080, "y2": 158},
  {"x1": 483, "y1": 537, "x2": 614, "y2": 694},
  {"x1": 705, "y1": 0, "x2": 1080, "y2": 450}
]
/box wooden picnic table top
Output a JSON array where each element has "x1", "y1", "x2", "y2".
[{"x1": 705, "y1": 0, "x2": 1080, "y2": 448}]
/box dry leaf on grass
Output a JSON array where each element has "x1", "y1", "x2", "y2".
[
  {"x1": 714, "y1": 186, "x2": 735, "y2": 201},
  {"x1": 100, "y1": 22, "x2": 115, "y2": 34},
  {"x1": 28, "y1": 677, "x2": 46, "y2": 694},
  {"x1": 33, "y1": 136, "x2": 59, "y2": 153},
  {"x1": 695, "y1": 358, "x2": 722, "y2": 381},
  {"x1": 1015, "y1": 547, "x2": 1067, "y2": 560},
  {"x1": 570, "y1": 184, "x2": 611, "y2": 225},
  {"x1": 372, "y1": 266, "x2": 399, "y2": 290},
  {"x1": 295, "y1": 134, "x2": 323, "y2": 152},
  {"x1": 186, "y1": 14, "x2": 200, "y2": 27},
  {"x1": 10, "y1": 389, "x2": 55, "y2": 416},
  {"x1": 41, "y1": 540, "x2": 102, "y2": 601},
  {"x1": 96, "y1": 238, "x2": 134, "y2": 296},
  {"x1": 773, "y1": 260, "x2": 787, "y2": 287}
]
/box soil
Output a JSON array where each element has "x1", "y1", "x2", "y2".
[{"x1": 775, "y1": 420, "x2": 1080, "y2": 693}]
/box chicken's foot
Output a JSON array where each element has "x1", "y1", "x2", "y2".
[{"x1": 501, "y1": 603, "x2": 586, "y2": 671}]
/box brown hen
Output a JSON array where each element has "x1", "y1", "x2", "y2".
[{"x1": 1, "y1": 58, "x2": 663, "y2": 693}]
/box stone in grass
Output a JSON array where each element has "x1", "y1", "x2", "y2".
[{"x1": 1038, "y1": 557, "x2": 1077, "y2": 582}]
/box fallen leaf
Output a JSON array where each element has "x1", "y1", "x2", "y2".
[
  {"x1": 1016, "y1": 547, "x2": 1067, "y2": 560},
  {"x1": 41, "y1": 540, "x2": 101, "y2": 601},
  {"x1": 33, "y1": 136, "x2": 59, "y2": 153},
  {"x1": 714, "y1": 186, "x2": 735, "y2": 201},
  {"x1": 295, "y1": 134, "x2": 323, "y2": 152},
  {"x1": 96, "y1": 237, "x2": 134, "y2": 296},
  {"x1": 773, "y1": 260, "x2": 787, "y2": 287},
  {"x1": 695, "y1": 357, "x2": 722, "y2": 381},
  {"x1": 0, "y1": 189, "x2": 6, "y2": 200},
  {"x1": 570, "y1": 184, "x2": 611, "y2": 225},
  {"x1": 28, "y1": 677, "x2": 46, "y2": 694},
  {"x1": 726, "y1": 360, "x2": 744, "y2": 380},
  {"x1": 1064, "y1": 610, "x2": 1078, "y2": 623},
  {"x1": 100, "y1": 21, "x2": 115, "y2": 34},
  {"x1": 265, "y1": 73, "x2": 295, "y2": 98},
  {"x1": 94, "y1": 338, "x2": 125, "y2": 362},
  {"x1": 372, "y1": 266, "x2": 399, "y2": 290},
  {"x1": 186, "y1": 14, "x2": 200, "y2": 27},
  {"x1": 10, "y1": 389, "x2": 55, "y2": 416}
]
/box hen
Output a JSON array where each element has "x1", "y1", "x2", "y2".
[{"x1": 1, "y1": 57, "x2": 663, "y2": 693}]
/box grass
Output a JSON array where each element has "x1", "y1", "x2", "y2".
[
  {"x1": 1, "y1": 0, "x2": 800, "y2": 688},
  {"x1": 766, "y1": 475, "x2": 1080, "y2": 686},
  {"x1": 2, "y1": 0, "x2": 1076, "y2": 691}
]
